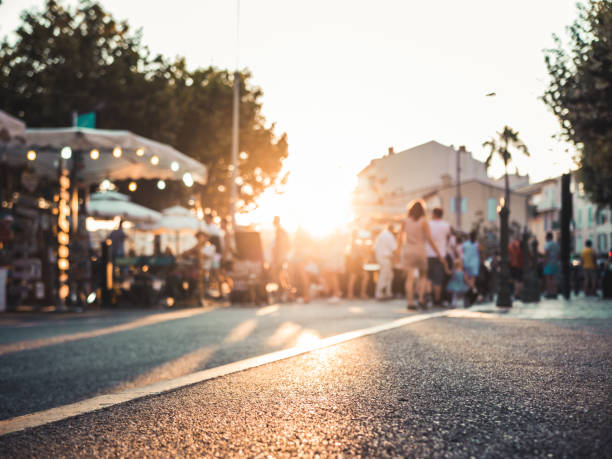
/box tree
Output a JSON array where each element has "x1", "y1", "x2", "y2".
[
  {"x1": 543, "y1": 0, "x2": 612, "y2": 206},
  {"x1": 0, "y1": 0, "x2": 180, "y2": 144},
  {"x1": 0, "y1": 0, "x2": 288, "y2": 214},
  {"x1": 482, "y1": 126, "x2": 530, "y2": 204}
]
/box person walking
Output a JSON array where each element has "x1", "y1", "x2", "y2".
[
  {"x1": 462, "y1": 230, "x2": 480, "y2": 304},
  {"x1": 543, "y1": 232, "x2": 560, "y2": 298},
  {"x1": 373, "y1": 224, "x2": 397, "y2": 300},
  {"x1": 272, "y1": 216, "x2": 291, "y2": 301},
  {"x1": 446, "y1": 258, "x2": 470, "y2": 308},
  {"x1": 346, "y1": 230, "x2": 368, "y2": 300},
  {"x1": 426, "y1": 207, "x2": 451, "y2": 306},
  {"x1": 581, "y1": 239, "x2": 598, "y2": 296},
  {"x1": 397, "y1": 200, "x2": 447, "y2": 310},
  {"x1": 508, "y1": 233, "x2": 524, "y2": 299}
]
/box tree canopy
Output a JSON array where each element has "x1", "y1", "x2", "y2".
[
  {"x1": 0, "y1": 0, "x2": 288, "y2": 213},
  {"x1": 543, "y1": 0, "x2": 612, "y2": 206}
]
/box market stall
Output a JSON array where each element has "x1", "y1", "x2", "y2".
[
  {"x1": 1, "y1": 126, "x2": 207, "y2": 309},
  {"x1": 0, "y1": 111, "x2": 27, "y2": 311}
]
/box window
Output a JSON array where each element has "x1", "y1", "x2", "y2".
[
  {"x1": 598, "y1": 234, "x2": 607, "y2": 252},
  {"x1": 576, "y1": 235, "x2": 582, "y2": 253},
  {"x1": 487, "y1": 198, "x2": 497, "y2": 221},
  {"x1": 577, "y1": 208, "x2": 582, "y2": 229},
  {"x1": 588, "y1": 206, "x2": 593, "y2": 227},
  {"x1": 449, "y1": 197, "x2": 467, "y2": 214}
]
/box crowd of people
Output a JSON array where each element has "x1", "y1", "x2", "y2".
[
  {"x1": 267, "y1": 199, "x2": 611, "y2": 308},
  {"x1": 267, "y1": 201, "x2": 488, "y2": 308}
]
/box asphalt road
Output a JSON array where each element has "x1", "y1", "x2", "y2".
[
  {"x1": 0, "y1": 298, "x2": 611, "y2": 457},
  {"x1": 0, "y1": 300, "x2": 415, "y2": 420}
]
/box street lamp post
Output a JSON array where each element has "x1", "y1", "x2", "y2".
[
  {"x1": 497, "y1": 198, "x2": 512, "y2": 307},
  {"x1": 456, "y1": 146, "x2": 464, "y2": 231}
]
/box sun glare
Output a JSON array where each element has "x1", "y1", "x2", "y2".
[{"x1": 238, "y1": 160, "x2": 355, "y2": 238}]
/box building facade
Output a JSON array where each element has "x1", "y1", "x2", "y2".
[
  {"x1": 353, "y1": 140, "x2": 528, "y2": 232},
  {"x1": 519, "y1": 174, "x2": 612, "y2": 255}
]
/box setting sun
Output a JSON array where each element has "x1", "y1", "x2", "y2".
[{"x1": 237, "y1": 157, "x2": 356, "y2": 238}]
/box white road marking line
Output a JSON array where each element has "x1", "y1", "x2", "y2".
[
  {"x1": 0, "y1": 310, "x2": 449, "y2": 437},
  {"x1": 0, "y1": 307, "x2": 218, "y2": 356}
]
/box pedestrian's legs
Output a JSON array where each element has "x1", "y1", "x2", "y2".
[
  {"x1": 376, "y1": 257, "x2": 392, "y2": 299},
  {"x1": 418, "y1": 270, "x2": 427, "y2": 305},
  {"x1": 451, "y1": 291, "x2": 458, "y2": 308},
  {"x1": 359, "y1": 270, "x2": 368, "y2": 299},
  {"x1": 347, "y1": 273, "x2": 355, "y2": 300},
  {"x1": 327, "y1": 271, "x2": 341, "y2": 298},
  {"x1": 405, "y1": 268, "x2": 415, "y2": 307}
]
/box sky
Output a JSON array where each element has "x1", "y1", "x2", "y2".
[{"x1": 0, "y1": 0, "x2": 580, "y2": 234}]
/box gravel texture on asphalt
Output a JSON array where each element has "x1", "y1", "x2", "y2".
[
  {"x1": 0, "y1": 301, "x2": 411, "y2": 420},
  {"x1": 1, "y1": 316, "x2": 610, "y2": 458}
]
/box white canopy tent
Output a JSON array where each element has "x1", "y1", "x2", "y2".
[
  {"x1": 148, "y1": 206, "x2": 203, "y2": 233},
  {"x1": 137, "y1": 206, "x2": 206, "y2": 255},
  {"x1": 0, "y1": 110, "x2": 26, "y2": 143},
  {"x1": 8, "y1": 127, "x2": 206, "y2": 185},
  {"x1": 87, "y1": 191, "x2": 162, "y2": 223}
]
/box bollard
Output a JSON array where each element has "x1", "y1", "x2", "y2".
[{"x1": 101, "y1": 239, "x2": 114, "y2": 307}]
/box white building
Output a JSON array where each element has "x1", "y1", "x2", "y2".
[
  {"x1": 518, "y1": 174, "x2": 612, "y2": 255},
  {"x1": 353, "y1": 140, "x2": 528, "y2": 230}
]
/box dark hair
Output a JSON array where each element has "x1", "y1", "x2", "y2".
[
  {"x1": 546, "y1": 232, "x2": 553, "y2": 241},
  {"x1": 432, "y1": 207, "x2": 443, "y2": 218},
  {"x1": 407, "y1": 199, "x2": 425, "y2": 221},
  {"x1": 469, "y1": 230, "x2": 477, "y2": 242},
  {"x1": 586, "y1": 239, "x2": 592, "y2": 247}
]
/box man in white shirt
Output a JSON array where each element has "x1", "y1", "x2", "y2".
[
  {"x1": 426, "y1": 207, "x2": 451, "y2": 305},
  {"x1": 373, "y1": 224, "x2": 398, "y2": 300}
]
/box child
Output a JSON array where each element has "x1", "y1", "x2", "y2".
[{"x1": 446, "y1": 258, "x2": 469, "y2": 308}]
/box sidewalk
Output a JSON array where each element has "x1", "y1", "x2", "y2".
[{"x1": 472, "y1": 294, "x2": 612, "y2": 320}]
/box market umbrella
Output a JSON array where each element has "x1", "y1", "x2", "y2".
[
  {"x1": 87, "y1": 191, "x2": 162, "y2": 223},
  {"x1": 0, "y1": 110, "x2": 26, "y2": 144},
  {"x1": 138, "y1": 206, "x2": 205, "y2": 255},
  {"x1": 9, "y1": 127, "x2": 207, "y2": 185}
]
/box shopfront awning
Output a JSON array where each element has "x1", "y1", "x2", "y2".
[
  {"x1": 87, "y1": 191, "x2": 162, "y2": 223},
  {"x1": 11, "y1": 127, "x2": 207, "y2": 186},
  {"x1": 0, "y1": 110, "x2": 26, "y2": 144},
  {"x1": 137, "y1": 206, "x2": 203, "y2": 234}
]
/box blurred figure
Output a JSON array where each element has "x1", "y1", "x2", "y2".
[
  {"x1": 446, "y1": 258, "x2": 470, "y2": 308},
  {"x1": 346, "y1": 230, "x2": 368, "y2": 300},
  {"x1": 319, "y1": 233, "x2": 344, "y2": 302},
  {"x1": 508, "y1": 233, "x2": 524, "y2": 299},
  {"x1": 373, "y1": 224, "x2": 397, "y2": 300},
  {"x1": 272, "y1": 216, "x2": 291, "y2": 301},
  {"x1": 448, "y1": 229, "x2": 461, "y2": 263},
  {"x1": 543, "y1": 232, "x2": 560, "y2": 298},
  {"x1": 398, "y1": 199, "x2": 446, "y2": 310},
  {"x1": 292, "y1": 226, "x2": 312, "y2": 303},
  {"x1": 109, "y1": 219, "x2": 127, "y2": 260},
  {"x1": 462, "y1": 231, "x2": 480, "y2": 293},
  {"x1": 426, "y1": 207, "x2": 451, "y2": 306},
  {"x1": 220, "y1": 217, "x2": 235, "y2": 271},
  {"x1": 581, "y1": 239, "x2": 597, "y2": 296}
]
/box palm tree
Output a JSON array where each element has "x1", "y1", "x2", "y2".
[
  {"x1": 482, "y1": 126, "x2": 530, "y2": 205},
  {"x1": 483, "y1": 126, "x2": 529, "y2": 307}
]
